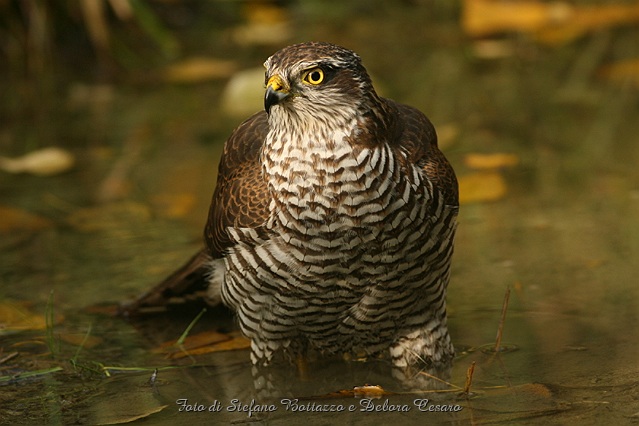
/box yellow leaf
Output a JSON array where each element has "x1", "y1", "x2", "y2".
[
  {"x1": 150, "y1": 193, "x2": 196, "y2": 219},
  {"x1": 464, "y1": 153, "x2": 519, "y2": 170},
  {"x1": 243, "y1": 3, "x2": 289, "y2": 25},
  {"x1": 165, "y1": 336, "x2": 251, "y2": 360},
  {"x1": 156, "y1": 330, "x2": 231, "y2": 352},
  {"x1": 154, "y1": 330, "x2": 250, "y2": 359},
  {"x1": 59, "y1": 333, "x2": 103, "y2": 349},
  {"x1": 599, "y1": 59, "x2": 639, "y2": 88},
  {"x1": 0, "y1": 301, "x2": 59, "y2": 333},
  {"x1": 0, "y1": 147, "x2": 75, "y2": 176},
  {"x1": 161, "y1": 57, "x2": 237, "y2": 83},
  {"x1": 458, "y1": 171, "x2": 507, "y2": 204},
  {"x1": 462, "y1": 0, "x2": 639, "y2": 46},
  {"x1": 0, "y1": 206, "x2": 52, "y2": 234},
  {"x1": 353, "y1": 385, "x2": 388, "y2": 398},
  {"x1": 462, "y1": 0, "x2": 570, "y2": 37}
]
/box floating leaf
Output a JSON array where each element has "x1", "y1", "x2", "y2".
[
  {"x1": 232, "y1": 3, "x2": 292, "y2": 46},
  {"x1": 353, "y1": 385, "x2": 388, "y2": 398},
  {"x1": 464, "y1": 152, "x2": 520, "y2": 170},
  {"x1": 155, "y1": 330, "x2": 250, "y2": 359},
  {"x1": 462, "y1": 0, "x2": 639, "y2": 46},
  {"x1": 0, "y1": 147, "x2": 75, "y2": 176},
  {"x1": 150, "y1": 193, "x2": 196, "y2": 219},
  {"x1": 308, "y1": 384, "x2": 394, "y2": 400},
  {"x1": 458, "y1": 171, "x2": 507, "y2": 204},
  {"x1": 599, "y1": 59, "x2": 639, "y2": 88},
  {"x1": 536, "y1": 3, "x2": 639, "y2": 45},
  {"x1": 59, "y1": 333, "x2": 103, "y2": 349},
  {"x1": 0, "y1": 206, "x2": 52, "y2": 234},
  {"x1": 161, "y1": 57, "x2": 237, "y2": 83},
  {"x1": 156, "y1": 330, "x2": 230, "y2": 352},
  {"x1": 462, "y1": 0, "x2": 571, "y2": 38},
  {"x1": 0, "y1": 301, "x2": 61, "y2": 334}
]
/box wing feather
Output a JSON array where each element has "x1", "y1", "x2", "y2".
[{"x1": 205, "y1": 112, "x2": 271, "y2": 257}]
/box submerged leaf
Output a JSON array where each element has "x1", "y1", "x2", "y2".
[
  {"x1": 464, "y1": 152, "x2": 520, "y2": 170},
  {"x1": 0, "y1": 301, "x2": 61, "y2": 334},
  {"x1": 155, "y1": 330, "x2": 250, "y2": 359},
  {"x1": 161, "y1": 57, "x2": 237, "y2": 83},
  {"x1": 166, "y1": 336, "x2": 251, "y2": 359},
  {"x1": 59, "y1": 333, "x2": 103, "y2": 349},
  {"x1": 599, "y1": 59, "x2": 639, "y2": 88},
  {"x1": 458, "y1": 171, "x2": 508, "y2": 204},
  {"x1": 462, "y1": 0, "x2": 639, "y2": 46},
  {"x1": 0, "y1": 147, "x2": 75, "y2": 176},
  {"x1": 0, "y1": 206, "x2": 53, "y2": 234}
]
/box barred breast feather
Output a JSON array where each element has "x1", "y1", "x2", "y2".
[
  {"x1": 124, "y1": 42, "x2": 458, "y2": 371},
  {"x1": 210, "y1": 95, "x2": 457, "y2": 367}
]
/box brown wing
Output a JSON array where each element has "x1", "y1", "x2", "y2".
[
  {"x1": 205, "y1": 111, "x2": 271, "y2": 257},
  {"x1": 387, "y1": 100, "x2": 459, "y2": 208},
  {"x1": 120, "y1": 112, "x2": 270, "y2": 315}
]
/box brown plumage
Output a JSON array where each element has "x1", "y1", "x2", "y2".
[{"x1": 123, "y1": 42, "x2": 458, "y2": 369}]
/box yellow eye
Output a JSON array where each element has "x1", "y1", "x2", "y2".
[{"x1": 302, "y1": 68, "x2": 324, "y2": 85}]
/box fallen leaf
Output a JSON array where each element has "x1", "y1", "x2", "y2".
[
  {"x1": 95, "y1": 404, "x2": 168, "y2": 425},
  {"x1": 166, "y1": 336, "x2": 251, "y2": 359},
  {"x1": 0, "y1": 147, "x2": 75, "y2": 176},
  {"x1": 462, "y1": 0, "x2": 639, "y2": 46},
  {"x1": 243, "y1": 2, "x2": 289, "y2": 25},
  {"x1": 156, "y1": 330, "x2": 231, "y2": 352},
  {"x1": 464, "y1": 152, "x2": 520, "y2": 170},
  {"x1": 59, "y1": 333, "x2": 103, "y2": 349},
  {"x1": 232, "y1": 3, "x2": 291, "y2": 46},
  {"x1": 308, "y1": 384, "x2": 394, "y2": 400},
  {"x1": 150, "y1": 193, "x2": 196, "y2": 219},
  {"x1": 0, "y1": 301, "x2": 61, "y2": 334},
  {"x1": 154, "y1": 330, "x2": 251, "y2": 359},
  {"x1": 536, "y1": 3, "x2": 639, "y2": 45},
  {"x1": 462, "y1": 0, "x2": 572, "y2": 37},
  {"x1": 599, "y1": 59, "x2": 639, "y2": 88},
  {"x1": 353, "y1": 385, "x2": 388, "y2": 398},
  {"x1": 458, "y1": 171, "x2": 507, "y2": 204},
  {"x1": 88, "y1": 379, "x2": 169, "y2": 425},
  {"x1": 471, "y1": 39, "x2": 516, "y2": 59},
  {"x1": 0, "y1": 206, "x2": 53, "y2": 234},
  {"x1": 161, "y1": 57, "x2": 237, "y2": 83}
]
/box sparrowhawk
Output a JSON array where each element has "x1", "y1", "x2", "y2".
[{"x1": 125, "y1": 42, "x2": 458, "y2": 370}]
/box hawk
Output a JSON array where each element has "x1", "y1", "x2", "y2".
[{"x1": 125, "y1": 42, "x2": 458, "y2": 369}]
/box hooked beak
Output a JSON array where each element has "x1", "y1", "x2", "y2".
[{"x1": 264, "y1": 75, "x2": 290, "y2": 114}]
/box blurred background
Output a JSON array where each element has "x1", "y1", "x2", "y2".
[{"x1": 1, "y1": 0, "x2": 638, "y2": 424}]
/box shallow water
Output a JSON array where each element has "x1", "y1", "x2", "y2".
[{"x1": 2, "y1": 2, "x2": 639, "y2": 424}]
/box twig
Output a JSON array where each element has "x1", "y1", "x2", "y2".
[
  {"x1": 463, "y1": 361, "x2": 476, "y2": 394},
  {"x1": 0, "y1": 352, "x2": 19, "y2": 365},
  {"x1": 494, "y1": 287, "x2": 511, "y2": 352}
]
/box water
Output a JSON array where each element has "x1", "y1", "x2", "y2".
[{"x1": 1, "y1": 2, "x2": 638, "y2": 424}]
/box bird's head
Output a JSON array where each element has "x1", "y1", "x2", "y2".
[{"x1": 263, "y1": 42, "x2": 376, "y2": 123}]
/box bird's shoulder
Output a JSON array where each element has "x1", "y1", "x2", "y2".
[
  {"x1": 384, "y1": 99, "x2": 459, "y2": 208},
  {"x1": 204, "y1": 112, "x2": 271, "y2": 257}
]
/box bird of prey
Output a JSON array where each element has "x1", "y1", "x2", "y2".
[{"x1": 124, "y1": 42, "x2": 458, "y2": 370}]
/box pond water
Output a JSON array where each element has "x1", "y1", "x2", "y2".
[{"x1": 1, "y1": 2, "x2": 638, "y2": 424}]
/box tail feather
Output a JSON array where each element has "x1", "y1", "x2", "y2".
[{"x1": 120, "y1": 249, "x2": 213, "y2": 315}]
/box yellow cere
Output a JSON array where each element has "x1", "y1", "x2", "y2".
[{"x1": 267, "y1": 75, "x2": 285, "y2": 91}]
